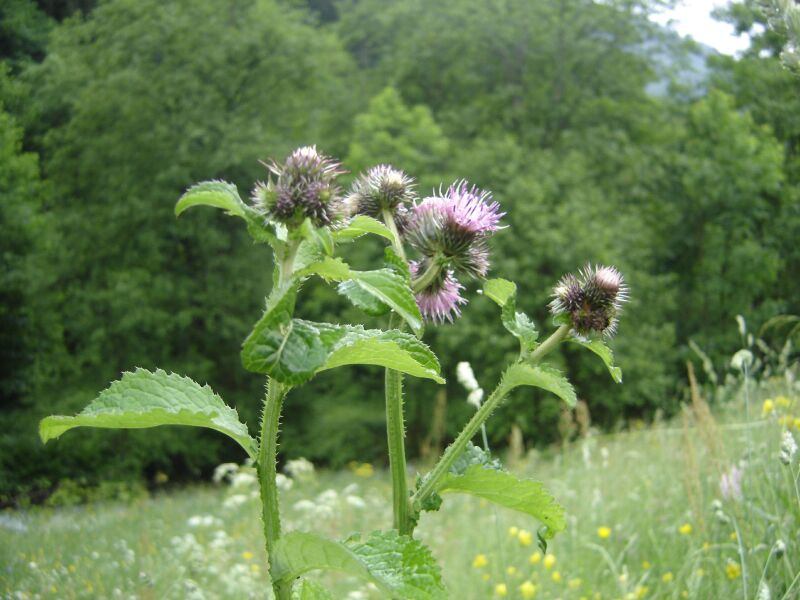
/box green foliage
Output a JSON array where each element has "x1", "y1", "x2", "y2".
[
  {"x1": 40, "y1": 368, "x2": 257, "y2": 459},
  {"x1": 502, "y1": 363, "x2": 577, "y2": 408},
  {"x1": 175, "y1": 180, "x2": 248, "y2": 219},
  {"x1": 272, "y1": 530, "x2": 446, "y2": 599},
  {"x1": 483, "y1": 278, "x2": 539, "y2": 356}
]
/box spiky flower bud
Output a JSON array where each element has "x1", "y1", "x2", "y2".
[
  {"x1": 251, "y1": 146, "x2": 344, "y2": 229},
  {"x1": 346, "y1": 165, "x2": 417, "y2": 218},
  {"x1": 550, "y1": 264, "x2": 628, "y2": 337},
  {"x1": 406, "y1": 180, "x2": 503, "y2": 279},
  {"x1": 410, "y1": 261, "x2": 467, "y2": 324}
]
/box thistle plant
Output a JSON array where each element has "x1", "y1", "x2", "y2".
[{"x1": 39, "y1": 145, "x2": 629, "y2": 599}]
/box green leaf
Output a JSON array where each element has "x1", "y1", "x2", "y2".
[
  {"x1": 449, "y1": 441, "x2": 502, "y2": 475},
  {"x1": 483, "y1": 278, "x2": 517, "y2": 306},
  {"x1": 337, "y1": 280, "x2": 391, "y2": 316},
  {"x1": 242, "y1": 320, "x2": 443, "y2": 385},
  {"x1": 502, "y1": 362, "x2": 577, "y2": 407},
  {"x1": 483, "y1": 279, "x2": 538, "y2": 354},
  {"x1": 384, "y1": 247, "x2": 412, "y2": 280},
  {"x1": 175, "y1": 180, "x2": 247, "y2": 218},
  {"x1": 294, "y1": 580, "x2": 336, "y2": 600},
  {"x1": 272, "y1": 531, "x2": 446, "y2": 599},
  {"x1": 298, "y1": 259, "x2": 423, "y2": 334},
  {"x1": 437, "y1": 465, "x2": 566, "y2": 536},
  {"x1": 568, "y1": 336, "x2": 623, "y2": 383},
  {"x1": 332, "y1": 215, "x2": 398, "y2": 245},
  {"x1": 39, "y1": 369, "x2": 257, "y2": 460}
]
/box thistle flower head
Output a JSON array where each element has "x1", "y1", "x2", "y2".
[
  {"x1": 346, "y1": 164, "x2": 417, "y2": 218},
  {"x1": 406, "y1": 180, "x2": 503, "y2": 279},
  {"x1": 410, "y1": 261, "x2": 467, "y2": 324},
  {"x1": 549, "y1": 264, "x2": 628, "y2": 337},
  {"x1": 251, "y1": 145, "x2": 345, "y2": 228}
]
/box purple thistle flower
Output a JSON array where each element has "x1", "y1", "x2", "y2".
[
  {"x1": 406, "y1": 180, "x2": 503, "y2": 279},
  {"x1": 346, "y1": 165, "x2": 417, "y2": 218},
  {"x1": 720, "y1": 464, "x2": 743, "y2": 501},
  {"x1": 549, "y1": 264, "x2": 628, "y2": 337},
  {"x1": 410, "y1": 261, "x2": 467, "y2": 324},
  {"x1": 251, "y1": 146, "x2": 345, "y2": 228}
]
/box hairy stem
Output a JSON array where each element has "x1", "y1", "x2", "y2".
[
  {"x1": 411, "y1": 258, "x2": 442, "y2": 293},
  {"x1": 257, "y1": 239, "x2": 299, "y2": 600},
  {"x1": 410, "y1": 324, "x2": 571, "y2": 520},
  {"x1": 380, "y1": 209, "x2": 413, "y2": 533}
]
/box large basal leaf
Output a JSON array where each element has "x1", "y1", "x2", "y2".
[
  {"x1": 437, "y1": 465, "x2": 566, "y2": 536},
  {"x1": 483, "y1": 279, "x2": 538, "y2": 354},
  {"x1": 568, "y1": 336, "x2": 623, "y2": 383},
  {"x1": 175, "y1": 180, "x2": 247, "y2": 218},
  {"x1": 502, "y1": 362, "x2": 577, "y2": 407},
  {"x1": 272, "y1": 531, "x2": 446, "y2": 599},
  {"x1": 331, "y1": 215, "x2": 398, "y2": 245},
  {"x1": 242, "y1": 319, "x2": 443, "y2": 385},
  {"x1": 39, "y1": 369, "x2": 257, "y2": 460}
]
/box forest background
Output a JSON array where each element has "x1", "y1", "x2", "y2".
[{"x1": 1, "y1": 0, "x2": 798, "y2": 503}]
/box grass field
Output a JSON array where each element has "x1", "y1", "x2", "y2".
[{"x1": 2, "y1": 379, "x2": 799, "y2": 600}]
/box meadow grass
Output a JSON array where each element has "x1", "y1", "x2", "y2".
[{"x1": 2, "y1": 379, "x2": 799, "y2": 599}]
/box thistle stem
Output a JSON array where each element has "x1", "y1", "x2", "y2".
[
  {"x1": 410, "y1": 324, "x2": 571, "y2": 521},
  {"x1": 380, "y1": 209, "x2": 413, "y2": 534},
  {"x1": 256, "y1": 239, "x2": 298, "y2": 600},
  {"x1": 411, "y1": 259, "x2": 442, "y2": 293}
]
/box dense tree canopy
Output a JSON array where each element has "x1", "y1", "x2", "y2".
[{"x1": 1, "y1": 0, "x2": 798, "y2": 500}]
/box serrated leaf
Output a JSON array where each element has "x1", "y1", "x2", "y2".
[
  {"x1": 337, "y1": 280, "x2": 391, "y2": 316},
  {"x1": 272, "y1": 531, "x2": 446, "y2": 599},
  {"x1": 483, "y1": 278, "x2": 517, "y2": 306},
  {"x1": 175, "y1": 180, "x2": 247, "y2": 218},
  {"x1": 332, "y1": 215, "x2": 398, "y2": 245},
  {"x1": 298, "y1": 261, "x2": 422, "y2": 334},
  {"x1": 437, "y1": 465, "x2": 566, "y2": 536},
  {"x1": 568, "y1": 336, "x2": 623, "y2": 383},
  {"x1": 384, "y1": 247, "x2": 412, "y2": 280},
  {"x1": 39, "y1": 369, "x2": 257, "y2": 460},
  {"x1": 449, "y1": 441, "x2": 502, "y2": 475},
  {"x1": 242, "y1": 320, "x2": 443, "y2": 385},
  {"x1": 483, "y1": 279, "x2": 538, "y2": 354},
  {"x1": 502, "y1": 362, "x2": 577, "y2": 407}
]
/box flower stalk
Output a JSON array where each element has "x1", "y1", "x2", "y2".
[{"x1": 409, "y1": 324, "x2": 571, "y2": 523}]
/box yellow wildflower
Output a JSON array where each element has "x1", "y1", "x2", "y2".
[
  {"x1": 726, "y1": 561, "x2": 741, "y2": 580},
  {"x1": 729, "y1": 531, "x2": 738, "y2": 541},
  {"x1": 155, "y1": 471, "x2": 169, "y2": 484},
  {"x1": 482, "y1": 573, "x2": 491, "y2": 582},
  {"x1": 762, "y1": 399, "x2": 775, "y2": 415},
  {"x1": 495, "y1": 583, "x2": 508, "y2": 597},
  {"x1": 776, "y1": 395, "x2": 791, "y2": 408},
  {"x1": 636, "y1": 585, "x2": 649, "y2": 598},
  {"x1": 568, "y1": 578, "x2": 583, "y2": 590},
  {"x1": 506, "y1": 566, "x2": 518, "y2": 576},
  {"x1": 519, "y1": 581, "x2": 537, "y2": 599},
  {"x1": 472, "y1": 554, "x2": 489, "y2": 569},
  {"x1": 678, "y1": 523, "x2": 693, "y2": 535},
  {"x1": 242, "y1": 551, "x2": 254, "y2": 561},
  {"x1": 597, "y1": 526, "x2": 612, "y2": 539},
  {"x1": 681, "y1": 592, "x2": 689, "y2": 599},
  {"x1": 543, "y1": 554, "x2": 557, "y2": 569},
  {"x1": 551, "y1": 571, "x2": 562, "y2": 583},
  {"x1": 518, "y1": 529, "x2": 533, "y2": 546},
  {"x1": 779, "y1": 415, "x2": 793, "y2": 427},
  {"x1": 508, "y1": 526, "x2": 519, "y2": 537},
  {"x1": 642, "y1": 560, "x2": 651, "y2": 569},
  {"x1": 68, "y1": 564, "x2": 77, "y2": 573},
  {"x1": 250, "y1": 564, "x2": 259, "y2": 574},
  {"x1": 618, "y1": 573, "x2": 628, "y2": 584},
  {"x1": 696, "y1": 568, "x2": 705, "y2": 578},
  {"x1": 794, "y1": 417, "x2": 800, "y2": 431},
  {"x1": 529, "y1": 551, "x2": 542, "y2": 565},
  {"x1": 353, "y1": 462, "x2": 374, "y2": 477},
  {"x1": 662, "y1": 572, "x2": 674, "y2": 584},
  {"x1": 702, "y1": 542, "x2": 710, "y2": 551}
]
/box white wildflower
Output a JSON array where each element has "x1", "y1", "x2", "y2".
[
  {"x1": 212, "y1": 462, "x2": 239, "y2": 484},
  {"x1": 731, "y1": 349, "x2": 754, "y2": 372},
  {"x1": 456, "y1": 361, "x2": 479, "y2": 391},
  {"x1": 342, "y1": 483, "x2": 360, "y2": 495},
  {"x1": 292, "y1": 499, "x2": 316, "y2": 512},
  {"x1": 346, "y1": 495, "x2": 367, "y2": 509},
  {"x1": 757, "y1": 580, "x2": 771, "y2": 600},
  {"x1": 275, "y1": 473, "x2": 294, "y2": 491},
  {"x1": 284, "y1": 457, "x2": 315, "y2": 481},
  {"x1": 230, "y1": 470, "x2": 257, "y2": 489},
  {"x1": 316, "y1": 489, "x2": 339, "y2": 505},
  {"x1": 222, "y1": 494, "x2": 249, "y2": 509},
  {"x1": 780, "y1": 430, "x2": 798, "y2": 465},
  {"x1": 774, "y1": 539, "x2": 786, "y2": 558},
  {"x1": 467, "y1": 388, "x2": 484, "y2": 409}
]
